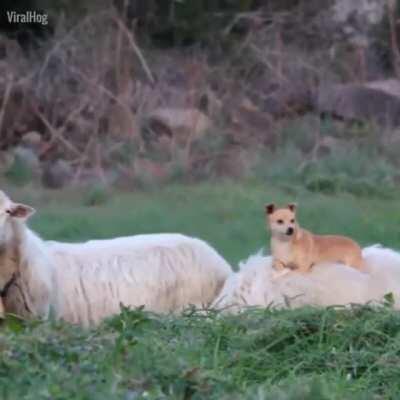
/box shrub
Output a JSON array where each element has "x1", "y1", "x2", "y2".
[
  {"x1": 252, "y1": 143, "x2": 398, "y2": 199},
  {"x1": 253, "y1": 144, "x2": 305, "y2": 185},
  {"x1": 301, "y1": 146, "x2": 398, "y2": 198},
  {"x1": 5, "y1": 154, "x2": 34, "y2": 186},
  {"x1": 82, "y1": 185, "x2": 111, "y2": 206}
]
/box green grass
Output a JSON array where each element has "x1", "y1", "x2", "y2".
[
  {"x1": 2, "y1": 306, "x2": 400, "y2": 399},
  {"x1": 7, "y1": 180, "x2": 400, "y2": 266},
  {"x1": 1, "y1": 181, "x2": 400, "y2": 399}
]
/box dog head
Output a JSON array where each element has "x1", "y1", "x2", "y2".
[{"x1": 265, "y1": 203, "x2": 297, "y2": 238}]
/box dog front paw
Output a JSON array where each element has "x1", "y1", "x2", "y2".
[{"x1": 271, "y1": 268, "x2": 291, "y2": 280}]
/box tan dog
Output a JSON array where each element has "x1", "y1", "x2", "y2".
[{"x1": 265, "y1": 203, "x2": 365, "y2": 278}]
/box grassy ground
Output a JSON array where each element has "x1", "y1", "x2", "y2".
[
  {"x1": 1, "y1": 181, "x2": 400, "y2": 399},
  {"x1": 5, "y1": 180, "x2": 400, "y2": 266}
]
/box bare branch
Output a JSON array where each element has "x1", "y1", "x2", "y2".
[
  {"x1": 0, "y1": 76, "x2": 13, "y2": 144},
  {"x1": 31, "y1": 102, "x2": 81, "y2": 157},
  {"x1": 113, "y1": 15, "x2": 156, "y2": 86},
  {"x1": 387, "y1": 0, "x2": 400, "y2": 78}
]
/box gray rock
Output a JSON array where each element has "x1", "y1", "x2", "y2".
[
  {"x1": 333, "y1": 0, "x2": 385, "y2": 26},
  {"x1": 41, "y1": 159, "x2": 73, "y2": 189},
  {"x1": 21, "y1": 131, "x2": 42, "y2": 150},
  {"x1": 144, "y1": 108, "x2": 211, "y2": 146},
  {"x1": 365, "y1": 79, "x2": 400, "y2": 99},
  {"x1": 315, "y1": 83, "x2": 400, "y2": 127}
]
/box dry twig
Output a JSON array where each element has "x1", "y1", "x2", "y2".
[{"x1": 113, "y1": 15, "x2": 156, "y2": 86}]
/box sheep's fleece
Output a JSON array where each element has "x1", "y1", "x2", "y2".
[
  {"x1": 212, "y1": 246, "x2": 400, "y2": 312},
  {"x1": 3, "y1": 227, "x2": 232, "y2": 326}
]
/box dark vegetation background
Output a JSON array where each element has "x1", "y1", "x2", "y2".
[{"x1": 0, "y1": 0, "x2": 400, "y2": 198}]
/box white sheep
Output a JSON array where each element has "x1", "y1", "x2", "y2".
[
  {"x1": 0, "y1": 191, "x2": 232, "y2": 326},
  {"x1": 213, "y1": 246, "x2": 400, "y2": 312}
]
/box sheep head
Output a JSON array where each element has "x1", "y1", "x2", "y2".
[{"x1": 0, "y1": 191, "x2": 35, "y2": 222}]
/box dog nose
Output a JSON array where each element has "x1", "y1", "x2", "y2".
[{"x1": 286, "y1": 227, "x2": 294, "y2": 235}]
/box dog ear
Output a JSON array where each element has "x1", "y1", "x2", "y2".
[
  {"x1": 287, "y1": 203, "x2": 297, "y2": 212},
  {"x1": 265, "y1": 204, "x2": 275, "y2": 214}
]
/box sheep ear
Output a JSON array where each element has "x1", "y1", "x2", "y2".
[
  {"x1": 7, "y1": 203, "x2": 36, "y2": 219},
  {"x1": 265, "y1": 203, "x2": 275, "y2": 214},
  {"x1": 287, "y1": 203, "x2": 297, "y2": 212}
]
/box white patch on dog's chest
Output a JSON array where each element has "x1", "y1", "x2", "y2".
[{"x1": 271, "y1": 240, "x2": 293, "y2": 264}]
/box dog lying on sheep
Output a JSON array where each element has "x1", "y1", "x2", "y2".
[
  {"x1": 266, "y1": 203, "x2": 365, "y2": 278},
  {"x1": 212, "y1": 246, "x2": 400, "y2": 312},
  {"x1": 0, "y1": 191, "x2": 232, "y2": 326}
]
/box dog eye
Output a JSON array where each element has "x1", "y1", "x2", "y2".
[
  {"x1": 290, "y1": 219, "x2": 295, "y2": 223},
  {"x1": 277, "y1": 219, "x2": 284, "y2": 224}
]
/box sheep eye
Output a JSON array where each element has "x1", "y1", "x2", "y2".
[
  {"x1": 290, "y1": 219, "x2": 295, "y2": 223},
  {"x1": 277, "y1": 219, "x2": 284, "y2": 224}
]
